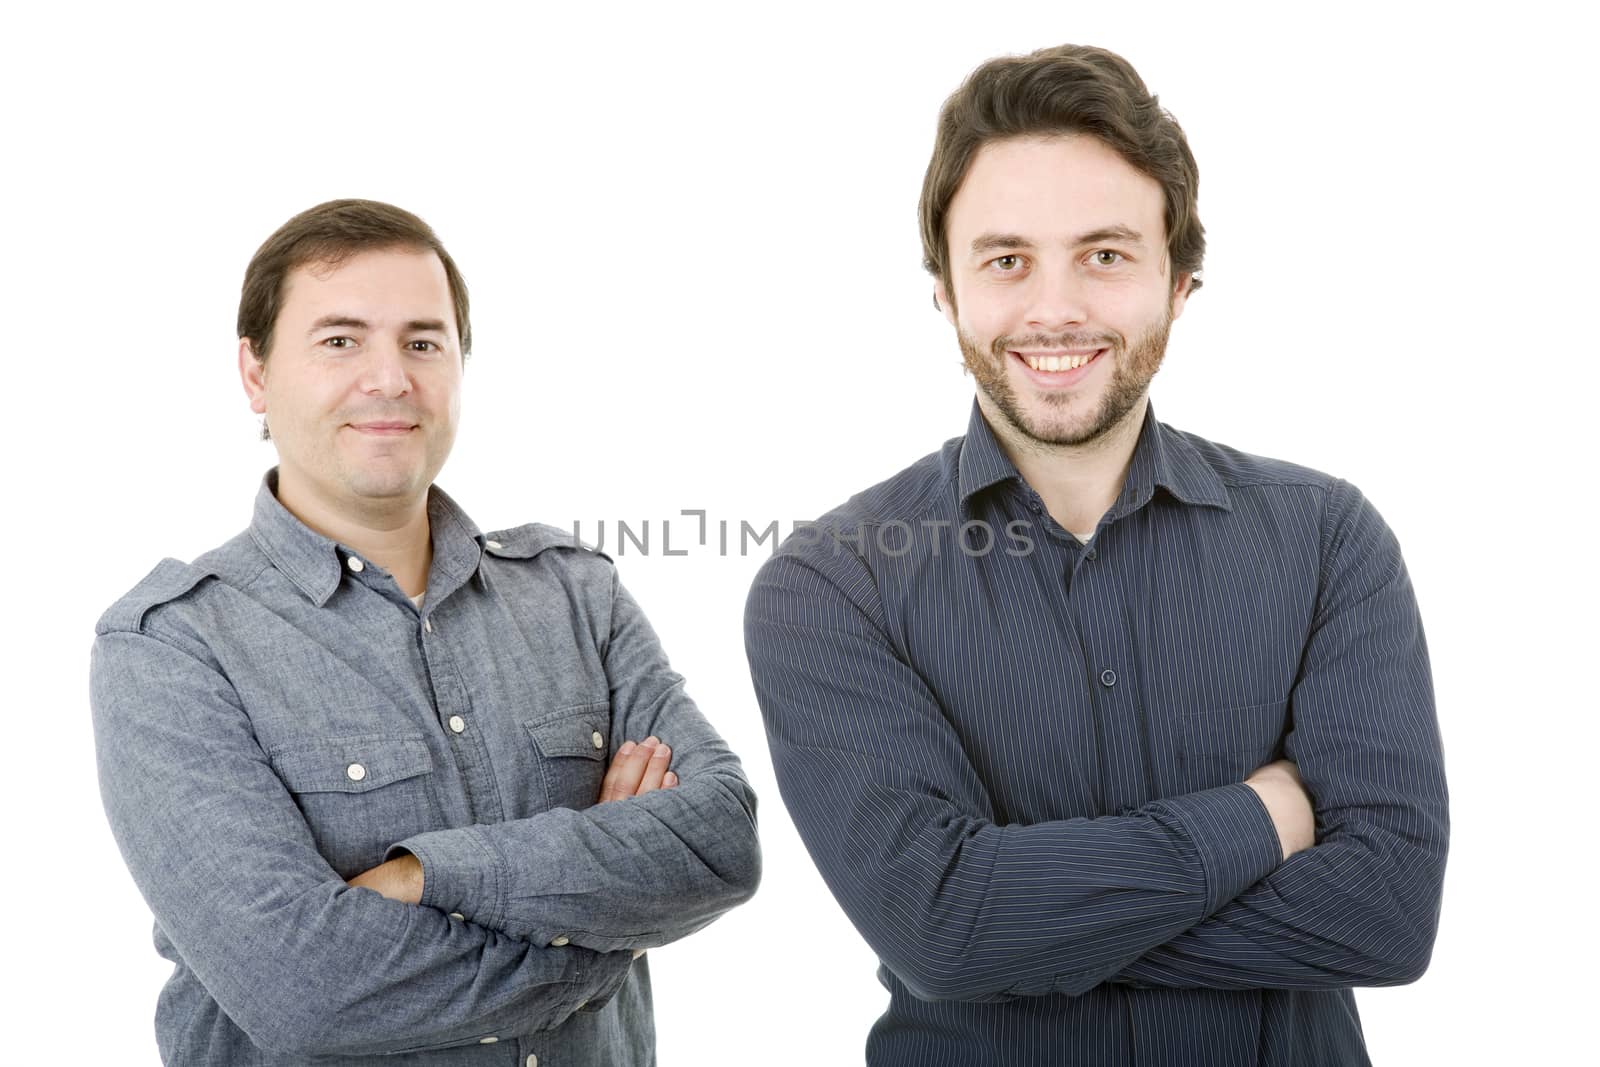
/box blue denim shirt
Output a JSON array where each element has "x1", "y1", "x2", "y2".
[
  {"x1": 745, "y1": 403, "x2": 1448, "y2": 1066},
  {"x1": 92, "y1": 471, "x2": 761, "y2": 1065}
]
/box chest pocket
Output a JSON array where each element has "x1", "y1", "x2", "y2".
[
  {"x1": 1180, "y1": 700, "x2": 1290, "y2": 792},
  {"x1": 524, "y1": 702, "x2": 610, "y2": 811},
  {"x1": 270, "y1": 735, "x2": 440, "y2": 878}
]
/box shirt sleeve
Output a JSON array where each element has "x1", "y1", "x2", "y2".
[
  {"x1": 393, "y1": 571, "x2": 761, "y2": 954},
  {"x1": 741, "y1": 527, "x2": 1286, "y2": 1002},
  {"x1": 91, "y1": 626, "x2": 636, "y2": 1060},
  {"x1": 1110, "y1": 480, "x2": 1449, "y2": 990}
]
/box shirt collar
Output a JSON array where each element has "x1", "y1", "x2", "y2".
[
  {"x1": 248, "y1": 468, "x2": 486, "y2": 607},
  {"x1": 957, "y1": 399, "x2": 1233, "y2": 518}
]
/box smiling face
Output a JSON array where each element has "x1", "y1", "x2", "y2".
[
  {"x1": 238, "y1": 247, "x2": 462, "y2": 520},
  {"x1": 937, "y1": 135, "x2": 1191, "y2": 450}
]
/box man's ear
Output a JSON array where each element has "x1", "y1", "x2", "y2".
[
  {"x1": 934, "y1": 280, "x2": 957, "y2": 327},
  {"x1": 1169, "y1": 271, "x2": 1194, "y2": 323},
  {"x1": 238, "y1": 339, "x2": 267, "y2": 414}
]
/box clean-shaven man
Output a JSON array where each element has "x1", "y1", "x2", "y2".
[
  {"x1": 92, "y1": 199, "x2": 760, "y2": 1065},
  {"x1": 745, "y1": 45, "x2": 1447, "y2": 1066}
]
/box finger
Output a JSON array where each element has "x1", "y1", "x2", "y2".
[
  {"x1": 597, "y1": 740, "x2": 637, "y2": 802},
  {"x1": 663, "y1": 770, "x2": 679, "y2": 788},
  {"x1": 598, "y1": 740, "x2": 652, "y2": 803},
  {"x1": 635, "y1": 743, "x2": 671, "y2": 795}
]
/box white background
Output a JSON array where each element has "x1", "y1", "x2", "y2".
[{"x1": 3, "y1": 1, "x2": 1594, "y2": 1063}]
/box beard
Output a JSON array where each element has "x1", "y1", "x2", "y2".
[{"x1": 958, "y1": 305, "x2": 1174, "y2": 449}]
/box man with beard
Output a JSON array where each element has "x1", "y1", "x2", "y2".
[
  {"x1": 91, "y1": 199, "x2": 759, "y2": 1065},
  {"x1": 744, "y1": 45, "x2": 1447, "y2": 1066}
]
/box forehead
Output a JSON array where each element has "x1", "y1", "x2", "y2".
[
  {"x1": 946, "y1": 135, "x2": 1167, "y2": 245},
  {"x1": 279, "y1": 247, "x2": 454, "y2": 324}
]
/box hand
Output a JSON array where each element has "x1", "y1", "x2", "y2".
[
  {"x1": 1244, "y1": 758, "x2": 1315, "y2": 861},
  {"x1": 597, "y1": 736, "x2": 679, "y2": 803},
  {"x1": 348, "y1": 851, "x2": 424, "y2": 904}
]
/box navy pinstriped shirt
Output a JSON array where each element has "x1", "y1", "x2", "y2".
[{"x1": 744, "y1": 402, "x2": 1448, "y2": 1067}]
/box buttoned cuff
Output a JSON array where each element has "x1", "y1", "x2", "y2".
[
  {"x1": 1147, "y1": 783, "x2": 1283, "y2": 915},
  {"x1": 389, "y1": 827, "x2": 508, "y2": 931}
]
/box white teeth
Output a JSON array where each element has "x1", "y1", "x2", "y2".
[{"x1": 1023, "y1": 351, "x2": 1096, "y2": 372}]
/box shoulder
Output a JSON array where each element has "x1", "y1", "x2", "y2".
[
  {"x1": 1169, "y1": 422, "x2": 1396, "y2": 562},
  {"x1": 750, "y1": 438, "x2": 957, "y2": 616},
  {"x1": 95, "y1": 558, "x2": 219, "y2": 637},
  {"x1": 1170, "y1": 424, "x2": 1338, "y2": 495},
  {"x1": 480, "y1": 520, "x2": 618, "y2": 587},
  {"x1": 481, "y1": 520, "x2": 612, "y2": 562},
  {"x1": 788, "y1": 437, "x2": 959, "y2": 554}
]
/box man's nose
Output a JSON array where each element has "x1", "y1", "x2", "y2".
[
  {"x1": 1024, "y1": 262, "x2": 1091, "y2": 334},
  {"x1": 359, "y1": 342, "x2": 412, "y2": 397}
]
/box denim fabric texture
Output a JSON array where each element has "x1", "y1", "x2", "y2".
[
  {"x1": 92, "y1": 470, "x2": 761, "y2": 1065},
  {"x1": 745, "y1": 403, "x2": 1449, "y2": 1066}
]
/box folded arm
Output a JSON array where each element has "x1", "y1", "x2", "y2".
[
  {"x1": 91, "y1": 629, "x2": 634, "y2": 1060},
  {"x1": 393, "y1": 572, "x2": 762, "y2": 954},
  {"x1": 1111, "y1": 481, "x2": 1450, "y2": 990},
  {"x1": 743, "y1": 536, "x2": 1291, "y2": 1002}
]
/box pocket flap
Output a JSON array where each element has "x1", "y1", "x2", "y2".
[
  {"x1": 270, "y1": 736, "x2": 434, "y2": 794},
  {"x1": 524, "y1": 702, "x2": 610, "y2": 760}
]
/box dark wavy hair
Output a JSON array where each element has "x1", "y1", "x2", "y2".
[
  {"x1": 919, "y1": 44, "x2": 1205, "y2": 299},
  {"x1": 237, "y1": 198, "x2": 471, "y2": 364}
]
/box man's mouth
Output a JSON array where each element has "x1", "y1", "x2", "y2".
[
  {"x1": 1012, "y1": 348, "x2": 1106, "y2": 373},
  {"x1": 348, "y1": 421, "x2": 417, "y2": 435}
]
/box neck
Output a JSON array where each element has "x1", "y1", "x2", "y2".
[
  {"x1": 273, "y1": 469, "x2": 434, "y2": 597},
  {"x1": 982, "y1": 395, "x2": 1149, "y2": 536}
]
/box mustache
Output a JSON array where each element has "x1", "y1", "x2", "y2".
[{"x1": 992, "y1": 332, "x2": 1122, "y2": 355}]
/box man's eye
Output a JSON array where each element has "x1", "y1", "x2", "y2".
[
  {"x1": 1093, "y1": 250, "x2": 1124, "y2": 266},
  {"x1": 407, "y1": 340, "x2": 439, "y2": 353},
  {"x1": 324, "y1": 336, "x2": 354, "y2": 349},
  {"x1": 994, "y1": 255, "x2": 1022, "y2": 272}
]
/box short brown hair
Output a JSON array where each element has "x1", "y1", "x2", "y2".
[
  {"x1": 237, "y1": 199, "x2": 472, "y2": 363},
  {"x1": 919, "y1": 44, "x2": 1205, "y2": 298}
]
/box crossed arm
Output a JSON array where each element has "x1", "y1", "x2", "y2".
[
  {"x1": 93, "y1": 572, "x2": 758, "y2": 1057},
  {"x1": 360, "y1": 576, "x2": 760, "y2": 954},
  {"x1": 351, "y1": 734, "x2": 684, "y2": 907},
  {"x1": 743, "y1": 484, "x2": 1446, "y2": 1001},
  {"x1": 92, "y1": 630, "x2": 637, "y2": 1059}
]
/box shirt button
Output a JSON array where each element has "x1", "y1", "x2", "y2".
[
  {"x1": 590, "y1": 730, "x2": 604, "y2": 750},
  {"x1": 1100, "y1": 669, "x2": 1117, "y2": 687},
  {"x1": 448, "y1": 715, "x2": 466, "y2": 734},
  {"x1": 478, "y1": 1036, "x2": 498, "y2": 1044},
  {"x1": 448, "y1": 912, "x2": 465, "y2": 920},
  {"x1": 346, "y1": 556, "x2": 364, "y2": 573},
  {"x1": 575, "y1": 998, "x2": 588, "y2": 1010},
  {"x1": 345, "y1": 763, "x2": 367, "y2": 782},
  {"x1": 423, "y1": 617, "x2": 433, "y2": 634},
  {"x1": 550, "y1": 934, "x2": 571, "y2": 947},
  {"x1": 527, "y1": 1058, "x2": 539, "y2": 1067},
  {"x1": 486, "y1": 539, "x2": 503, "y2": 550}
]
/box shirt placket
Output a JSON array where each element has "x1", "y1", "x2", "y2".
[
  {"x1": 1062, "y1": 523, "x2": 1154, "y2": 815},
  {"x1": 419, "y1": 598, "x2": 507, "y2": 825}
]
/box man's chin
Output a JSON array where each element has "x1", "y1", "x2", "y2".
[{"x1": 343, "y1": 470, "x2": 428, "y2": 502}]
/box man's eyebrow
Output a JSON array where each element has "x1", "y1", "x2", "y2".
[
  {"x1": 1072, "y1": 225, "x2": 1146, "y2": 247},
  {"x1": 970, "y1": 233, "x2": 1036, "y2": 256},
  {"x1": 306, "y1": 316, "x2": 450, "y2": 335},
  {"x1": 968, "y1": 226, "x2": 1147, "y2": 257},
  {"x1": 307, "y1": 315, "x2": 369, "y2": 335}
]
